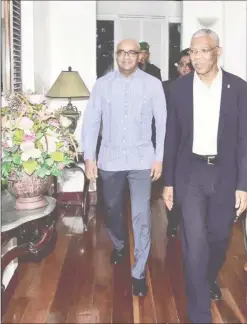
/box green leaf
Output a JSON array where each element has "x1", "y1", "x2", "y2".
[
  {"x1": 1, "y1": 162, "x2": 12, "y2": 178},
  {"x1": 35, "y1": 167, "x2": 47, "y2": 178},
  {"x1": 36, "y1": 140, "x2": 43, "y2": 150},
  {"x1": 56, "y1": 142, "x2": 63, "y2": 149},
  {"x1": 45, "y1": 170, "x2": 51, "y2": 176},
  {"x1": 36, "y1": 132, "x2": 44, "y2": 140},
  {"x1": 63, "y1": 159, "x2": 74, "y2": 165},
  {"x1": 2, "y1": 156, "x2": 12, "y2": 163},
  {"x1": 23, "y1": 160, "x2": 37, "y2": 175},
  {"x1": 12, "y1": 155, "x2": 21, "y2": 165},
  {"x1": 52, "y1": 169, "x2": 62, "y2": 177},
  {"x1": 33, "y1": 123, "x2": 40, "y2": 132},
  {"x1": 51, "y1": 152, "x2": 64, "y2": 162},
  {"x1": 13, "y1": 129, "x2": 24, "y2": 144},
  {"x1": 45, "y1": 158, "x2": 54, "y2": 166},
  {"x1": 3, "y1": 150, "x2": 10, "y2": 157}
]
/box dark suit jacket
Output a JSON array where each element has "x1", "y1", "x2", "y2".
[
  {"x1": 163, "y1": 70, "x2": 247, "y2": 202},
  {"x1": 162, "y1": 79, "x2": 176, "y2": 115},
  {"x1": 139, "y1": 62, "x2": 162, "y2": 81}
]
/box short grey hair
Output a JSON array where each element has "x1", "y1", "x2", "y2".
[{"x1": 191, "y1": 29, "x2": 220, "y2": 46}]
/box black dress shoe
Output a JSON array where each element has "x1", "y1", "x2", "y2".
[
  {"x1": 210, "y1": 281, "x2": 222, "y2": 301},
  {"x1": 167, "y1": 225, "x2": 178, "y2": 238},
  {"x1": 132, "y1": 277, "x2": 148, "y2": 297},
  {"x1": 110, "y1": 248, "x2": 125, "y2": 265}
]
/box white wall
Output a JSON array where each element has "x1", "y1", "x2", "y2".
[
  {"x1": 182, "y1": 1, "x2": 223, "y2": 49},
  {"x1": 31, "y1": 1, "x2": 97, "y2": 149},
  {"x1": 182, "y1": 0, "x2": 247, "y2": 80},
  {"x1": 21, "y1": 1, "x2": 35, "y2": 92},
  {"x1": 33, "y1": 1, "x2": 51, "y2": 94},
  {"x1": 97, "y1": 1, "x2": 181, "y2": 17},
  {"x1": 222, "y1": 1, "x2": 247, "y2": 80}
]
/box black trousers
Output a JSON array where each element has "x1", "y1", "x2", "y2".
[
  {"x1": 180, "y1": 156, "x2": 235, "y2": 323},
  {"x1": 166, "y1": 200, "x2": 180, "y2": 230}
]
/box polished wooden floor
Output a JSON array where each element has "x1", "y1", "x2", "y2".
[{"x1": 3, "y1": 189, "x2": 247, "y2": 323}]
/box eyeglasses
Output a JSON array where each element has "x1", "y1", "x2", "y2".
[
  {"x1": 188, "y1": 46, "x2": 218, "y2": 56},
  {"x1": 178, "y1": 62, "x2": 192, "y2": 68},
  {"x1": 116, "y1": 50, "x2": 140, "y2": 58}
]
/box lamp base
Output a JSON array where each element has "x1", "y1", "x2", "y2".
[{"x1": 62, "y1": 98, "x2": 81, "y2": 134}]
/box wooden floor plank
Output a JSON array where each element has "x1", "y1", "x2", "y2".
[
  {"x1": 89, "y1": 214, "x2": 113, "y2": 323},
  {"x1": 65, "y1": 222, "x2": 96, "y2": 324},
  {"x1": 2, "y1": 192, "x2": 247, "y2": 324},
  {"x1": 126, "y1": 200, "x2": 156, "y2": 324},
  {"x1": 149, "y1": 199, "x2": 179, "y2": 323},
  {"x1": 112, "y1": 242, "x2": 134, "y2": 323},
  {"x1": 2, "y1": 209, "x2": 74, "y2": 324}
]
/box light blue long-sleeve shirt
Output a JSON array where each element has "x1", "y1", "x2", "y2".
[{"x1": 82, "y1": 68, "x2": 167, "y2": 171}]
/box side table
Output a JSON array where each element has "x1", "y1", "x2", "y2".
[
  {"x1": 53, "y1": 153, "x2": 90, "y2": 231},
  {"x1": 1, "y1": 190, "x2": 57, "y2": 295}
]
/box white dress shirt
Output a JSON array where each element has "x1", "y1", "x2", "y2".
[{"x1": 192, "y1": 69, "x2": 222, "y2": 155}]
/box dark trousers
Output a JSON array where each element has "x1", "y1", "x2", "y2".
[
  {"x1": 180, "y1": 156, "x2": 235, "y2": 323},
  {"x1": 166, "y1": 198, "x2": 180, "y2": 230},
  {"x1": 99, "y1": 169, "x2": 152, "y2": 279}
]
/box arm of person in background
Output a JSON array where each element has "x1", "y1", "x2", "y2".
[
  {"x1": 81, "y1": 80, "x2": 102, "y2": 182},
  {"x1": 235, "y1": 80, "x2": 247, "y2": 217},
  {"x1": 153, "y1": 65, "x2": 162, "y2": 81},
  {"x1": 162, "y1": 82, "x2": 180, "y2": 210},
  {"x1": 151, "y1": 79, "x2": 167, "y2": 181},
  {"x1": 157, "y1": 68, "x2": 162, "y2": 81}
]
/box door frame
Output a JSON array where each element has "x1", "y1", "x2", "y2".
[{"x1": 96, "y1": 14, "x2": 182, "y2": 81}]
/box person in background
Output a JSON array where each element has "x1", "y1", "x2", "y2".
[
  {"x1": 162, "y1": 48, "x2": 193, "y2": 239},
  {"x1": 163, "y1": 28, "x2": 247, "y2": 323},
  {"x1": 138, "y1": 41, "x2": 162, "y2": 81},
  {"x1": 82, "y1": 39, "x2": 166, "y2": 297},
  {"x1": 162, "y1": 48, "x2": 193, "y2": 102},
  {"x1": 138, "y1": 41, "x2": 162, "y2": 148}
]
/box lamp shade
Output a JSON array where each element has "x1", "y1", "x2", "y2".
[{"x1": 46, "y1": 66, "x2": 90, "y2": 98}]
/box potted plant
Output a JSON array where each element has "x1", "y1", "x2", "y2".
[{"x1": 1, "y1": 92, "x2": 78, "y2": 210}]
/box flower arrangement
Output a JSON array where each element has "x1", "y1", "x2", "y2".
[{"x1": 1, "y1": 92, "x2": 78, "y2": 181}]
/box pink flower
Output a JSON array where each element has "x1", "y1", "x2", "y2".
[
  {"x1": 58, "y1": 164, "x2": 65, "y2": 170},
  {"x1": 24, "y1": 132, "x2": 36, "y2": 142}
]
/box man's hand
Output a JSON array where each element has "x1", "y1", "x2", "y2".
[
  {"x1": 150, "y1": 161, "x2": 163, "y2": 181},
  {"x1": 162, "y1": 186, "x2": 173, "y2": 210},
  {"x1": 235, "y1": 190, "x2": 247, "y2": 217},
  {"x1": 85, "y1": 160, "x2": 98, "y2": 182}
]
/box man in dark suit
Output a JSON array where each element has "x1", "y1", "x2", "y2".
[
  {"x1": 162, "y1": 48, "x2": 193, "y2": 103},
  {"x1": 163, "y1": 28, "x2": 247, "y2": 323},
  {"x1": 138, "y1": 41, "x2": 162, "y2": 149},
  {"x1": 138, "y1": 41, "x2": 162, "y2": 81},
  {"x1": 162, "y1": 48, "x2": 193, "y2": 238}
]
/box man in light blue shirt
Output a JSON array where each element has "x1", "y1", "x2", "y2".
[{"x1": 82, "y1": 39, "x2": 167, "y2": 296}]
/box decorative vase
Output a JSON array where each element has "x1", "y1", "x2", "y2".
[{"x1": 7, "y1": 172, "x2": 52, "y2": 210}]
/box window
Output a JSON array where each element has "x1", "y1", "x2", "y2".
[
  {"x1": 169, "y1": 23, "x2": 181, "y2": 80},
  {"x1": 96, "y1": 20, "x2": 114, "y2": 79},
  {"x1": 1, "y1": 0, "x2": 22, "y2": 93}
]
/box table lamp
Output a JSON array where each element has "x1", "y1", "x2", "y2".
[{"x1": 46, "y1": 66, "x2": 90, "y2": 133}]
